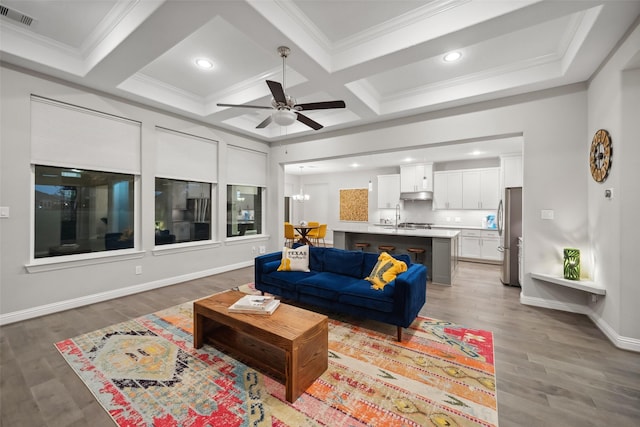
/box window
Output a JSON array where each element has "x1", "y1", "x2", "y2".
[
  {"x1": 34, "y1": 165, "x2": 135, "y2": 258},
  {"x1": 227, "y1": 185, "x2": 262, "y2": 237},
  {"x1": 155, "y1": 178, "x2": 212, "y2": 244}
]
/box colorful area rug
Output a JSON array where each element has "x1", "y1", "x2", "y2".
[{"x1": 55, "y1": 292, "x2": 498, "y2": 426}]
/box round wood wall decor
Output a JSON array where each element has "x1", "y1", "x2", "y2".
[{"x1": 589, "y1": 129, "x2": 612, "y2": 182}]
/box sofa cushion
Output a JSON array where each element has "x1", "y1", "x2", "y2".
[
  {"x1": 261, "y1": 270, "x2": 316, "y2": 288},
  {"x1": 322, "y1": 248, "x2": 363, "y2": 278},
  {"x1": 365, "y1": 252, "x2": 407, "y2": 290},
  {"x1": 298, "y1": 272, "x2": 364, "y2": 300},
  {"x1": 278, "y1": 245, "x2": 310, "y2": 272},
  {"x1": 339, "y1": 281, "x2": 395, "y2": 313}
]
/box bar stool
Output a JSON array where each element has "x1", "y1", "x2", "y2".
[
  {"x1": 378, "y1": 245, "x2": 395, "y2": 253},
  {"x1": 407, "y1": 247, "x2": 425, "y2": 263},
  {"x1": 354, "y1": 242, "x2": 370, "y2": 251}
]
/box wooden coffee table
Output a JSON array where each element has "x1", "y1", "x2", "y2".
[{"x1": 193, "y1": 290, "x2": 328, "y2": 403}]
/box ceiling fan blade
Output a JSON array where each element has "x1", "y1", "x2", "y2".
[
  {"x1": 256, "y1": 115, "x2": 273, "y2": 129},
  {"x1": 295, "y1": 112, "x2": 323, "y2": 130},
  {"x1": 217, "y1": 103, "x2": 272, "y2": 110},
  {"x1": 295, "y1": 100, "x2": 346, "y2": 111},
  {"x1": 266, "y1": 80, "x2": 287, "y2": 104}
]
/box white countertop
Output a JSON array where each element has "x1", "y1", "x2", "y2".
[
  {"x1": 334, "y1": 224, "x2": 460, "y2": 238},
  {"x1": 431, "y1": 224, "x2": 498, "y2": 231},
  {"x1": 371, "y1": 223, "x2": 496, "y2": 231}
]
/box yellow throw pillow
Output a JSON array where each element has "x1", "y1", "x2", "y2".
[
  {"x1": 277, "y1": 246, "x2": 310, "y2": 272},
  {"x1": 365, "y1": 252, "x2": 407, "y2": 290}
]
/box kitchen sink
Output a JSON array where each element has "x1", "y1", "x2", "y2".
[{"x1": 383, "y1": 226, "x2": 417, "y2": 230}]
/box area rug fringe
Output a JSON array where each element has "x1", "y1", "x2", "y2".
[{"x1": 55, "y1": 293, "x2": 498, "y2": 427}]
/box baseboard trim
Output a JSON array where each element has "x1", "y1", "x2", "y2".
[
  {"x1": 520, "y1": 293, "x2": 640, "y2": 353},
  {"x1": 0, "y1": 260, "x2": 253, "y2": 326}
]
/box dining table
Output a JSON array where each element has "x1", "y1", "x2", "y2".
[{"x1": 293, "y1": 225, "x2": 319, "y2": 246}]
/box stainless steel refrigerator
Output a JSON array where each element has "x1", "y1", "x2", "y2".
[{"x1": 498, "y1": 187, "x2": 522, "y2": 286}]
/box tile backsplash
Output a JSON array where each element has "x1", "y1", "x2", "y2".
[{"x1": 376, "y1": 202, "x2": 497, "y2": 228}]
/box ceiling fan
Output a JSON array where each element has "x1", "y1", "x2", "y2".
[{"x1": 216, "y1": 46, "x2": 346, "y2": 130}]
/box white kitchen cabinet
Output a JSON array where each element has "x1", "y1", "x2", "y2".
[
  {"x1": 433, "y1": 171, "x2": 462, "y2": 209},
  {"x1": 481, "y1": 231, "x2": 501, "y2": 261},
  {"x1": 460, "y1": 233, "x2": 482, "y2": 258},
  {"x1": 462, "y1": 168, "x2": 500, "y2": 209},
  {"x1": 377, "y1": 174, "x2": 400, "y2": 208},
  {"x1": 460, "y1": 230, "x2": 502, "y2": 261},
  {"x1": 401, "y1": 163, "x2": 433, "y2": 192}
]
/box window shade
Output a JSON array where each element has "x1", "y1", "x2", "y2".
[
  {"x1": 156, "y1": 128, "x2": 218, "y2": 182},
  {"x1": 30, "y1": 96, "x2": 141, "y2": 174},
  {"x1": 227, "y1": 145, "x2": 267, "y2": 186}
]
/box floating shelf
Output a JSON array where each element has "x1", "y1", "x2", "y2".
[{"x1": 530, "y1": 272, "x2": 606, "y2": 295}]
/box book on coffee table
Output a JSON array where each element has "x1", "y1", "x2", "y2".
[{"x1": 228, "y1": 295, "x2": 280, "y2": 314}]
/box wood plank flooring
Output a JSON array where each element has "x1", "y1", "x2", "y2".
[{"x1": 1, "y1": 262, "x2": 639, "y2": 426}]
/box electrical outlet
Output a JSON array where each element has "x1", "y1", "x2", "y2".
[
  {"x1": 454, "y1": 217, "x2": 461, "y2": 222},
  {"x1": 135, "y1": 265, "x2": 142, "y2": 275},
  {"x1": 259, "y1": 246, "x2": 266, "y2": 254},
  {"x1": 252, "y1": 246, "x2": 257, "y2": 254},
  {"x1": 541, "y1": 209, "x2": 554, "y2": 220}
]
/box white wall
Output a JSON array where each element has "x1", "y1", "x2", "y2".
[
  {"x1": 587, "y1": 23, "x2": 640, "y2": 343},
  {"x1": 0, "y1": 65, "x2": 271, "y2": 323}
]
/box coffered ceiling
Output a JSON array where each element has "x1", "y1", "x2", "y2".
[{"x1": 1, "y1": 0, "x2": 638, "y2": 144}]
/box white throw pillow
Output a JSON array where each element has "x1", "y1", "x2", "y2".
[{"x1": 277, "y1": 246, "x2": 310, "y2": 272}]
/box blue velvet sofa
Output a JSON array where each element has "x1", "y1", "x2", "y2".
[{"x1": 254, "y1": 247, "x2": 427, "y2": 341}]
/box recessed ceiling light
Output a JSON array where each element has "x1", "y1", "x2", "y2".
[
  {"x1": 350, "y1": 163, "x2": 360, "y2": 168},
  {"x1": 469, "y1": 150, "x2": 483, "y2": 156},
  {"x1": 443, "y1": 51, "x2": 462, "y2": 62},
  {"x1": 195, "y1": 58, "x2": 214, "y2": 69}
]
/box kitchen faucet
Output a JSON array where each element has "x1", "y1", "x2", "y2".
[{"x1": 395, "y1": 204, "x2": 401, "y2": 230}]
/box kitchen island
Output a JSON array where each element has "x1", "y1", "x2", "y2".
[{"x1": 333, "y1": 225, "x2": 460, "y2": 286}]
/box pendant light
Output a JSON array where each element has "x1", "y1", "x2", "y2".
[{"x1": 292, "y1": 166, "x2": 310, "y2": 201}]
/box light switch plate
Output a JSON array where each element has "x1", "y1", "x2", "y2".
[
  {"x1": 0, "y1": 207, "x2": 9, "y2": 218},
  {"x1": 541, "y1": 209, "x2": 554, "y2": 220},
  {"x1": 605, "y1": 188, "x2": 613, "y2": 199}
]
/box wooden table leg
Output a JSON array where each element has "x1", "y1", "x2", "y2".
[
  {"x1": 193, "y1": 310, "x2": 203, "y2": 349},
  {"x1": 285, "y1": 348, "x2": 296, "y2": 403}
]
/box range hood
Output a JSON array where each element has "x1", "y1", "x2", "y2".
[{"x1": 399, "y1": 191, "x2": 433, "y2": 201}]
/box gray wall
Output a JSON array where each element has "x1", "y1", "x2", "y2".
[{"x1": 586, "y1": 23, "x2": 640, "y2": 341}]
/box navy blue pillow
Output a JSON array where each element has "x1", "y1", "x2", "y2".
[
  {"x1": 323, "y1": 248, "x2": 363, "y2": 278},
  {"x1": 309, "y1": 246, "x2": 325, "y2": 271}
]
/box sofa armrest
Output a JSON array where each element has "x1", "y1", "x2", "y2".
[
  {"x1": 392, "y1": 264, "x2": 427, "y2": 327},
  {"x1": 254, "y1": 251, "x2": 283, "y2": 284}
]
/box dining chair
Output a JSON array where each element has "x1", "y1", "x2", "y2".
[
  {"x1": 284, "y1": 222, "x2": 300, "y2": 248},
  {"x1": 312, "y1": 223, "x2": 327, "y2": 247},
  {"x1": 306, "y1": 221, "x2": 320, "y2": 240}
]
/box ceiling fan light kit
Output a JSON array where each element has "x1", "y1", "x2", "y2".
[
  {"x1": 273, "y1": 109, "x2": 297, "y2": 126},
  {"x1": 216, "y1": 46, "x2": 345, "y2": 130}
]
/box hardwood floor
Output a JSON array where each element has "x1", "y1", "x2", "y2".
[{"x1": 1, "y1": 262, "x2": 638, "y2": 426}]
